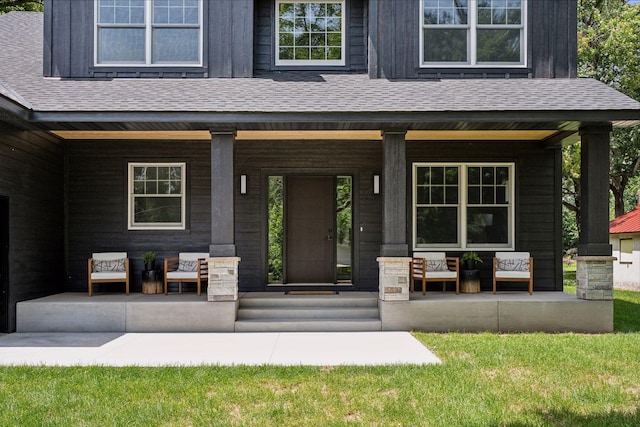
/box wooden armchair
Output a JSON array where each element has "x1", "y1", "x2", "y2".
[
  {"x1": 411, "y1": 252, "x2": 460, "y2": 295},
  {"x1": 164, "y1": 252, "x2": 209, "y2": 296},
  {"x1": 493, "y1": 252, "x2": 533, "y2": 295},
  {"x1": 87, "y1": 252, "x2": 129, "y2": 297}
]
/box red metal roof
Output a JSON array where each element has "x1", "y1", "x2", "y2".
[{"x1": 610, "y1": 205, "x2": 640, "y2": 234}]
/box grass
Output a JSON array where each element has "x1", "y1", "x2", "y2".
[{"x1": 1, "y1": 273, "x2": 639, "y2": 426}]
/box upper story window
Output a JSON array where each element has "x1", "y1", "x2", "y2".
[
  {"x1": 276, "y1": 0, "x2": 345, "y2": 66},
  {"x1": 420, "y1": 0, "x2": 526, "y2": 67},
  {"x1": 95, "y1": 0, "x2": 202, "y2": 66}
]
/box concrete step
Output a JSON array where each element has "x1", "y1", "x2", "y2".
[
  {"x1": 235, "y1": 319, "x2": 382, "y2": 332},
  {"x1": 237, "y1": 307, "x2": 380, "y2": 320},
  {"x1": 238, "y1": 294, "x2": 378, "y2": 309},
  {"x1": 235, "y1": 292, "x2": 381, "y2": 332}
]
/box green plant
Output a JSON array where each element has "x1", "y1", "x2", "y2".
[
  {"x1": 142, "y1": 252, "x2": 157, "y2": 263},
  {"x1": 460, "y1": 252, "x2": 483, "y2": 264}
]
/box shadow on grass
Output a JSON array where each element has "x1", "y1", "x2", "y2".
[{"x1": 500, "y1": 408, "x2": 640, "y2": 427}]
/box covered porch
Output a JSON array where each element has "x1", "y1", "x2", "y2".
[{"x1": 15, "y1": 290, "x2": 612, "y2": 333}]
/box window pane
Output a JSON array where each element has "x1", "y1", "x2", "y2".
[
  {"x1": 423, "y1": 29, "x2": 468, "y2": 63},
  {"x1": 417, "y1": 186, "x2": 430, "y2": 204},
  {"x1": 445, "y1": 167, "x2": 458, "y2": 185},
  {"x1": 621, "y1": 239, "x2": 633, "y2": 263},
  {"x1": 467, "y1": 207, "x2": 508, "y2": 244},
  {"x1": 416, "y1": 207, "x2": 458, "y2": 245},
  {"x1": 468, "y1": 186, "x2": 480, "y2": 204},
  {"x1": 277, "y1": 1, "x2": 343, "y2": 63},
  {"x1": 134, "y1": 197, "x2": 182, "y2": 223},
  {"x1": 468, "y1": 166, "x2": 480, "y2": 185},
  {"x1": 482, "y1": 167, "x2": 494, "y2": 185},
  {"x1": 477, "y1": 29, "x2": 521, "y2": 63},
  {"x1": 431, "y1": 167, "x2": 444, "y2": 185},
  {"x1": 431, "y1": 186, "x2": 444, "y2": 204},
  {"x1": 98, "y1": 28, "x2": 145, "y2": 63},
  {"x1": 152, "y1": 28, "x2": 199, "y2": 63}
]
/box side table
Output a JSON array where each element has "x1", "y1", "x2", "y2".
[
  {"x1": 142, "y1": 269, "x2": 163, "y2": 294},
  {"x1": 460, "y1": 269, "x2": 481, "y2": 293}
]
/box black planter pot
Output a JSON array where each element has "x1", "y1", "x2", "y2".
[{"x1": 144, "y1": 260, "x2": 155, "y2": 271}]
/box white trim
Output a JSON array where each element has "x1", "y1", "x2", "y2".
[
  {"x1": 412, "y1": 162, "x2": 515, "y2": 251},
  {"x1": 128, "y1": 162, "x2": 186, "y2": 230},
  {"x1": 275, "y1": 0, "x2": 346, "y2": 67},
  {"x1": 94, "y1": 0, "x2": 203, "y2": 67},
  {"x1": 419, "y1": 0, "x2": 527, "y2": 68}
]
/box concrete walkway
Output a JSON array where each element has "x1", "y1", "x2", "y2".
[{"x1": 0, "y1": 332, "x2": 441, "y2": 367}]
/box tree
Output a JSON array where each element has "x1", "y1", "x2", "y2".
[{"x1": 0, "y1": 0, "x2": 43, "y2": 14}]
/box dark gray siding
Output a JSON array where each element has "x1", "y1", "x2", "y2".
[
  {"x1": 407, "y1": 140, "x2": 563, "y2": 291},
  {"x1": 65, "y1": 140, "x2": 212, "y2": 292},
  {"x1": 0, "y1": 124, "x2": 65, "y2": 331},
  {"x1": 235, "y1": 139, "x2": 382, "y2": 290},
  {"x1": 44, "y1": 0, "x2": 253, "y2": 78},
  {"x1": 369, "y1": 0, "x2": 577, "y2": 79},
  {"x1": 253, "y1": 0, "x2": 368, "y2": 72}
]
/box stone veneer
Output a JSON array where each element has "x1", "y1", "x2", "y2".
[
  {"x1": 207, "y1": 257, "x2": 241, "y2": 302},
  {"x1": 377, "y1": 257, "x2": 411, "y2": 301},
  {"x1": 575, "y1": 256, "x2": 615, "y2": 300}
]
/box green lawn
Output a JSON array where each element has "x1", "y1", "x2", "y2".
[{"x1": 1, "y1": 280, "x2": 639, "y2": 426}]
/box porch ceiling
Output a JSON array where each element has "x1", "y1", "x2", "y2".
[{"x1": 50, "y1": 129, "x2": 560, "y2": 142}]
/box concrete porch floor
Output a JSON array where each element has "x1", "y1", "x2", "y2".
[{"x1": 15, "y1": 291, "x2": 614, "y2": 333}]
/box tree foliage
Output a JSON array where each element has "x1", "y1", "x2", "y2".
[
  {"x1": 0, "y1": 0, "x2": 43, "y2": 14},
  {"x1": 564, "y1": 0, "x2": 640, "y2": 252}
]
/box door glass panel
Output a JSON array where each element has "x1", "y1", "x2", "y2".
[
  {"x1": 268, "y1": 176, "x2": 284, "y2": 283},
  {"x1": 336, "y1": 176, "x2": 352, "y2": 282}
]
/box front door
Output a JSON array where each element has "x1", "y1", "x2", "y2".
[
  {"x1": 0, "y1": 196, "x2": 8, "y2": 333},
  {"x1": 286, "y1": 176, "x2": 335, "y2": 283}
]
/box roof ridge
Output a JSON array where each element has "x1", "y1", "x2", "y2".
[{"x1": 0, "y1": 78, "x2": 33, "y2": 110}]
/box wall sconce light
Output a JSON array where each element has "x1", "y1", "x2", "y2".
[
  {"x1": 373, "y1": 174, "x2": 380, "y2": 195},
  {"x1": 240, "y1": 175, "x2": 247, "y2": 195}
]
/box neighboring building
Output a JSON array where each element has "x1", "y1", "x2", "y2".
[
  {"x1": 610, "y1": 201, "x2": 640, "y2": 291},
  {"x1": 0, "y1": 0, "x2": 639, "y2": 332}
]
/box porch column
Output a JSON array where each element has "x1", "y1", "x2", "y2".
[
  {"x1": 576, "y1": 125, "x2": 614, "y2": 301},
  {"x1": 209, "y1": 130, "x2": 237, "y2": 257},
  {"x1": 380, "y1": 129, "x2": 408, "y2": 257}
]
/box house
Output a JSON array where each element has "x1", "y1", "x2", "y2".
[
  {"x1": 0, "y1": 0, "x2": 639, "y2": 333},
  {"x1": 610, "y1": 198, "x2": 640, "y2": 291}
]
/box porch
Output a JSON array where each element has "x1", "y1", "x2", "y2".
[{"x1": 15, "y1": 291, "x2": 612, "y2": 333}]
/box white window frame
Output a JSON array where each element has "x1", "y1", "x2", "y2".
[
  {"x1": 419, "y1": 0, "x2": 527, "y2": 68},
  {"x1": 620, "y1": 238, "x2": 633, "y2": 264},
  {"x1": 275, "y1": 0, "x2": 346, "y2": 66},
  {"x1": 128, "y1": 162, "x2": 186, "y2": 230},
  {"x1": 412, "y1": 162, "x2": 515, "y2": 251},
  {"x1": 94, "y1": 0, "x2": 203, "y2": 67}
]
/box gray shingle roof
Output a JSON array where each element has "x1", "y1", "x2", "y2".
[{"x1": 1, "y1": 11, "x2": 639, "y2": 119}]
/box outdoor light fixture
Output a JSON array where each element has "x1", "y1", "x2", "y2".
[
  {"x1": 373, "y1": 174, "x2": 380, "y2": 194},
  {"x1": 240, "y1": 175, "x2": 247, "y2": 194}
]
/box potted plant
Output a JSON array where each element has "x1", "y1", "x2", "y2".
[
  {"x1": 461, "y1": 252, "x2": 483, "y2": 270},
  {"x1": 143, "y1": 251, "x2": 157, "y2": 271}
]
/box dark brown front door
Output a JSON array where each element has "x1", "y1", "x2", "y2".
[{"x1": 286, "y1": 176, "x2": 335, "y2": 283}]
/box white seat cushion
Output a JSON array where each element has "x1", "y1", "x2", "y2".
[
  {"x1": 495, "y1": 271, "x2": 531, "y2": 279},
  {"x1": 425, "y1": 271, "x2": 457, "y2": 279},
  {"x1": 91, "y1": 272, "x2": 126, "y2": 280},
  {"x1": 178, "y1": 252, "x2": 210, "y2": 261},
  {"x1": 93, "y1": 252, "x2": 127, "y2": 261},
  {"x1": 166, "y1": 271, "x2": 199, "y2": 280},
  {"x1": 413, "y1": 252, "x2": 449, "y2": 271}
]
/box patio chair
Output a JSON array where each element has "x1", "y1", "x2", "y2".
[
  {"x1": 410, "y1": 252, "x2": 460, "y2": 295},
  {"x1": 87, "y1": 252, "x2": 130, "y2": 297},
  {"x1": 164, "y1": 252, "x2": 209, "y2": 296},
  {"x1": 493, "y1": 252, "x2": 533, "y2": 295}
]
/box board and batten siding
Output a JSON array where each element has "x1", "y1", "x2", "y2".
[
  {"x1": 44, "y1": 0, "x2": 253, "y2": 78},
  {"x1": 407, "y1": 140, "x2": 563, "y2": 291},
  {"x1": 65, "y1": 140, "x2": 212, "y2": 292},
  {"x1": 369, "y1": 0, "x2": 577, "y2": 79},
  {"x1": 0, "y1": 123, "x2": 65, "y2": 332},
  {"x1": 253, "y1": 0, "x2": 368, "y2": 72}
]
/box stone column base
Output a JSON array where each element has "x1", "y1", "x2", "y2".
[
  {"x1": 207, "y1": 257, "x2": 241, "y2": 302},
  {"x1": 576, "y1": 256, "x2": 615, "y2": 300},
  {"x1": 377, "y1": 257, "x2": 411, "y2": 301}
]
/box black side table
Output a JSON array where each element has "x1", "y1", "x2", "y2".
[{"x1": 142, "y1": 269, "x2": 163, "y2": 294}]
